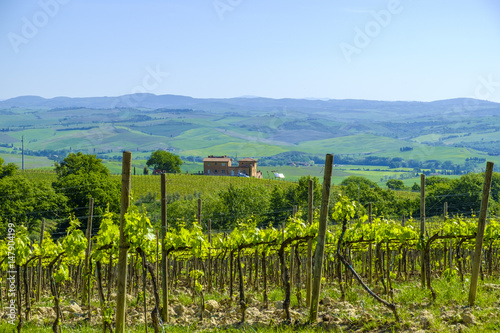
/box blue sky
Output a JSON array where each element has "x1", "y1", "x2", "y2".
[{"x1": 1, "y1": 0, "x2": 499, "y2": 102}]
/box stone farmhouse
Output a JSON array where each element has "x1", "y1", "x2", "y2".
[{"x1": 202, "y1": 155, "x2": 263, "y2": 178}]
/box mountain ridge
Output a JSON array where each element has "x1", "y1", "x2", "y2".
[{"x1": 1, "y1": 94, "x2": 498, "y2": 112}]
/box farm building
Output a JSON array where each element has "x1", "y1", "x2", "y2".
[{"x1": 202, "y1": 155, "x2": 263, "y2": 178}]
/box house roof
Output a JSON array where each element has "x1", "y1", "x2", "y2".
[
  {"x1": 203, "y1": 157, "x2": 231, "y2": 162},
  {"x1": 239, "y1": 158, "x2": 258, "y2": 162}
]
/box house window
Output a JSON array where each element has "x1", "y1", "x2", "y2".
[
  {"x1": 222, "y1": 170, "x2": 225, "y2": 174},
  {"x1": 215, "y1": 162, "x2": 217, "y2": 165},
  {"x1": 222, "y1": 163, "x2": 225, "y2": 166},
  {"x1": 207, "y1": 169, "x2": 210, "y2": 174},
  {"x1": 215, "y1": 169, "x2": 218, "y2": 173},
  {"x1": 207, "y1": 162, "x2": 210, "y2": 166}
]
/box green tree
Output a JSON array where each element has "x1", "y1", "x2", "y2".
[
  {"x1": 216, "y1": 184, "x2": 270, "y2": 229},
  {"x1": 386, "y1": 179, "x2": 404, "y2": 190},
  {"x1": 0, "y1": 157, "x2": 18, "y2": 179},
  {"x1": 422, "y1": 172, "x2": 500, "y2": 217},
  {"x1": 55, "y1": 152, "x2": 109, "y2": 178},
  {"x1": 268, "y1": 185, "x2": 289, "y2": 226},
  {"x1": 146, "y1": 150, "x2": 183, "y2": 173},
  {"x1": 340, "y1": 175, "x2": 378, "y2": 188},
  {"x1": 295, "y1": 175, "x2": 322, "y2": 206},
  {"x1": 340, "y1": 175, "x2": 412, "y2": 217},
  {"x1": 0, "y1": 176, "x2": 68, "y2": 234},
  {"x1": 53, "y1": 153, "x2": 120, "y2": 232}
]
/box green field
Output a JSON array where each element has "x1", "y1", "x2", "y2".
[
  {"x1": 2, "y1": 104, "x2": 500, "y2": 168},
  {"x1": 20, "y1": 169, "x2": 295, "y2": 199}
]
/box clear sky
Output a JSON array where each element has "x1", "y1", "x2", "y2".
[{"x1": 1, "y1": 0, "x2": 499, "y2": 102}]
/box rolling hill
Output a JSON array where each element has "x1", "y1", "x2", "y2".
[{"x1": 1, "y1": 94, "x2": 499, "y2": 173}]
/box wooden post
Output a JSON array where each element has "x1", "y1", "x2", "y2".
[
  {"x1": 290, "y1": 205, "x2": 297, "y2": 288},
  {"x1": 306, "y1": 179, "x2": 313, "y2": 308},
  {"x1": 155, "y1": 230, "x2": 159, "y2": 282},
  {"x1": 85, "y1": 198, "x2": 94, "y2": 325},
  {"x1": 368, "y1": 203, "x2": 372, "y2": 284},
  {"x1": 208, "y1": 219, "x2": 212, "y2": 293},
  {"x1": 420, "y1": 173, "x2": 426, "y2": 288},
  {"x1": 161, "y1": 173, "x2": 169, "y2": 323},
  {"x1": 37, "y1": 219, "x2": 45, "y2": 302},
  {"x1": 468, "y1": 162, "x2": 494, "y2": 306},
  {"x1": 115, "y1": 151, "x2": 132, "y2": 333},
  {"x1": 197, "y1": 198, "x2": 202, "y2": 226},
  {"x1": 445, "y1": 201, "x2": 453, "y2": 270},
  {"x1": 443, "y1": 202, "x2": 448, "y2": 271},
  {"x1": 309, "y1": 154, "x2": 333, "y2": 323}
]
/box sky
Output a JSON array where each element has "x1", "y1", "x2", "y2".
[{"x1": 1, "y1": 0, "x2": 500, "y2": 102}]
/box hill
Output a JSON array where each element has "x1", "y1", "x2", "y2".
[{"x1": 1, "y1": 94, "x2": 499, "y2": 175}]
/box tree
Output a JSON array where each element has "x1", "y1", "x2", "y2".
[
  {"x1": 340, "y1": 176, "x2": 378, "y2": 188},
  {"x1": 143, "y1": 166, "x2": 149, "y2": 175},
  {"x1": 146, "y1": 150, "x2": 183, "y2": 173},
  {"x1": 55, "y1": 152, "x2": 109, "y2": 178},
  {"x1": 422, "y1": 171, "x2": 500, "y2": 217},
  {"x1": 216, "y1": 184, "x2": 269, "y2": 229},
  {"x1": 53, "y1": 153, "x2": 119, "y2": 232},
  {"x1": 0, "y1": 157, "x2": 18, "y2": 179},
  {"x1": 0, "y1": 176, "x2": 68, "y2": 234},
  {"x1": 295, "y1": 175, "x2": 322, "y2": 206},
  {"x1": 386, "y1": 179, "x2": 404, "y2": 190},
  {"x1": 268, "y1": 185, "x2": 289, "y2": 226}
]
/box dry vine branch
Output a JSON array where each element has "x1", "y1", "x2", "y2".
[{"x1": 337, "y1": 219, "x2": 400, "y2": 322}]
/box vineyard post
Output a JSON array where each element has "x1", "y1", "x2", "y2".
[
  {"x1": 290, "y1": 205, "x2": 297, "y2": 288},
  {"x1": 115, "y1": 151, "x2": 132, "y2": 333},
  {"x1": 208, "y1": 218, "x2": 212, "y2": 293},
  {"x1": 161, "y1": 173, "x2": 169, "y2": 323},
  {"x1": 155, "y1": 230, "x2": 159, "y2": 282},
  {"x1": 36, "y1": 218, "x2": 45, "y2": 302},
  {"x1": 306, "y1": 179, "x2": 313, "y2": 308},
  {"x1": 198, "y1": 198, "x2": 202, "y2": 226},
  {"x1": 196, "y1": 198, "x2": 202, "y2": 272},
  {"x1": 85, "y1": 197, "x2": 94, "y2": 325},
  {"x1": 468, "y1": 161, "x2": 494, "y2": 306},
  {"x1": 368, "y1": 203, "x2": 372, "y2": 284},
  {"x1": 402, "y1": 214, "x2": 407, "y2": 280},
  {"x1": 420, "y1": 173, "x2": 426, "y2": 288},
  {"x1": 443, "y1": 202, "x2": 447, "y2": 271},
  {"x1": 309, "y1": 153, "x2": 333, "y2": 323}
]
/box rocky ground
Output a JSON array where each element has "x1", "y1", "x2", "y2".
[{"x1": 2, "y1": 283, "x2": 500, "y2": 332}]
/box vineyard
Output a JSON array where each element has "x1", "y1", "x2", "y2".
[
  {"x1": 20, "y1": 170, "x2": 295, "y2": 199},
  {"x1": 1, "y1": 155, "x2": 500, "y2": 332}
]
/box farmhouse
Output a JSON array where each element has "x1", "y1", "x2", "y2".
[{"x1": 203, "y1": 155, "x2": 263, "y2": 178}]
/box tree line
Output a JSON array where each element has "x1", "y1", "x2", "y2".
[{"x1": 0, "y1": 152, "x2": 498, "y2": 241}]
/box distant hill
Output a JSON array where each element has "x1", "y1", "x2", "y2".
[
  {"x1": 1, "y1": 94, "x2": 499, "y2": 121},
  {"x1": 1, "y1": 94, "x2": 500, "y2": 172}
]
